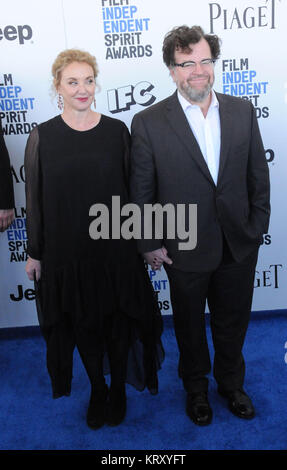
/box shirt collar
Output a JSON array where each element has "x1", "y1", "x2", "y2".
[{"x1": 177, "y1": 88, "x2": 219, "y2": 113}]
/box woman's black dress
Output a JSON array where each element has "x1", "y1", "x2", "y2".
[{"x1": 24, "y1": 114, "x2": 164, "y2": 398}]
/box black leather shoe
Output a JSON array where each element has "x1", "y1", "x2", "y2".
[
  {"x1": 106, "y1": 385, "x2": 127, "y2": 426},
  {"x1": 186, "y1": 391, "x2": 213, "y2": 426},
  {"x1": 86, "y1": 385, "x2": 108, "y2": 429},
  {"x1": 218, "y1": 388, "x2": 255, "y2": 420}
]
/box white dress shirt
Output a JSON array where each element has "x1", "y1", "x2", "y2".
[{"x1": 177, "y1": 89, "x2": 221, "y2": 185}]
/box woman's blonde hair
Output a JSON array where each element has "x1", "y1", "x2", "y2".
[{"x1": 52, "y1": 49, "x2": 98, "y2": 90}]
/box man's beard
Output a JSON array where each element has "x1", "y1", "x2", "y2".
[{"x1": 180, "y1": 75, "x2": 213, "y2": 103}]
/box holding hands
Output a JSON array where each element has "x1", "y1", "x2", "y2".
[{"x1": 144, "y1": 246, "x2": 172, "y2": 271}]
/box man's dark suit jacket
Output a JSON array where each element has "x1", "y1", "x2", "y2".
[
  {"x1": 0, "y1": 122, "x2": 14, "y2": 209},
  {"x1": 130, "y1": 91, "x2": 270, "y2": 272}
]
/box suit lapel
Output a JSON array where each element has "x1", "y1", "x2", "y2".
[
  {"x1": 164, "y1": 91, "x2": 215, "y2": 185},
  {"x1": 216, "y1": 92, "x2": 233, "y2": 185},
  {"x1": 165, "y1": 91, "x2": 234, "y2": 187}
]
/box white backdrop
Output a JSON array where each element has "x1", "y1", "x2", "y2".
[{"x1": 0, "y1": 0, "x2": 286, "y2": 328}]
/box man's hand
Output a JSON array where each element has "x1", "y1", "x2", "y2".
[
  {"x1": 144, "y1": 246, "x2": 173, "y2": 271},
  {"x1": 25, "y1": 257, "x2": 41, "y2": 281},
  {"x1": 0, "y1": 209, "x2": 14, "y2": 232}
]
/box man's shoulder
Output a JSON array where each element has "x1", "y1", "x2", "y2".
[
  {"x1": 132, "y1": 93, "x2": 176, "y2": 122},
  {"x1": 216, "y1": 91, "x2": 253, "y2": 111}
]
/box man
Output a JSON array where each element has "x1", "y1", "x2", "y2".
[
  {"x1": 0, "y1": 121, "x2": 14, "y2": 232},
  {"x1": 130, "y1": 26, "x2": 270, "y2": 425}
]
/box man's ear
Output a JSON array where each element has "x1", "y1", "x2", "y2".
[{"x1": 169, "y1": 67, "x2": 176, "y2": 83}]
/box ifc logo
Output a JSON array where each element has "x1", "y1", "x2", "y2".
[{"x1": 107, "y1": 81, "x2": 156, "y2": 113}]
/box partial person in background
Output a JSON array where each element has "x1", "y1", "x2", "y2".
[
  {"x1": 130, "y1": 25, "x2": 270, "y2": 426},
  {"x1": 0, "y1": 122, "x2": 15, "y2": 232},
  {"x1": 24, "y1": 49, "x2": 164, "y2": 429}
]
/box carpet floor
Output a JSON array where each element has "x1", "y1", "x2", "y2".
[{"x1": 0, "y1": 311, "x2": 286, "y2": 451}]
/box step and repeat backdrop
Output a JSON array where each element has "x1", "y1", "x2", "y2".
[{"x1": 0, "y1": 0, "x2": 286, "y2": 328}]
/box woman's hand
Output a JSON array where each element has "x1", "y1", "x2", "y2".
[
  {"x1": 25, "y1": 257, "x2": 41, "y2": 281},
  {"x1": 144, "y1": 246, "x2": 173, "y2": 271}
]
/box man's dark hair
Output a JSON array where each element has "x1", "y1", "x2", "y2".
[{"x1": 162, "y1": 25, "x2": 221, "y2": 67}]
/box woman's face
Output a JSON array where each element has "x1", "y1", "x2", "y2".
[{"x1": 57, "y1": 61, "x2": 96, "y2": 112}]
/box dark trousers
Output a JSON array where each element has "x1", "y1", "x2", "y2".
[
  {"x1": 42, "y1": 315, "x2": 129, "y2": 398},
  {"x1": 165, "y1": 241, "x2": 259, "y2": 393}
]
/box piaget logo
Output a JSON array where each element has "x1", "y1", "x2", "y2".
[
  {"x1": 209, "y1": 0, "x2": 279, "y2": 33},
  {"x1": 254, "y1": 264, "x2": 282, "y2": 288}
]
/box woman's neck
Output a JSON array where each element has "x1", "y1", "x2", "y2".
[{"x1": 61, "y1": 108, "x2": 101, "y2": 131}]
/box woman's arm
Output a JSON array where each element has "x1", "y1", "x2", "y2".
[{"x1": 24, "y1": 127, "x2": 43, "y2": 280}]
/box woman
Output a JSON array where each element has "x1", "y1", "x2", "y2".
[{"x1": 24, "y1": 49, "x2": 164, "y2": 429}]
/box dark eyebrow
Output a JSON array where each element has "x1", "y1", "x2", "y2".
[
  {"x1": 66, "y1": 75, "x2": 94, "y2": 80},
  {"x1": 184, "y1": 57, "x2": 212, "y2": 62}
]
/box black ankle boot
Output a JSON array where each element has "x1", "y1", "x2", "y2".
[
  {"x1": 86, "y1": 384, "x2": 108, "y2": 430},
  {"x1": 106, "y1": 385, "x2": 126, "y2": 426}
]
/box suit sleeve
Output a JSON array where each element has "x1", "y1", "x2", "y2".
[
  {"x1": 247, "y1": 104, "x2": 271, "y2": 236},
  {"x1": 130, "y1": 113, "x2": 162, "y2": 253},
  {"x1": 0, "y1": 123, "x2": 15, "y2": 209},
  {"x1": 24, "y1": 127, "x2": 44, "y2": 260},
  {"x1": 122, "y1": 122, "x2": 131, "y2": 192}
]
